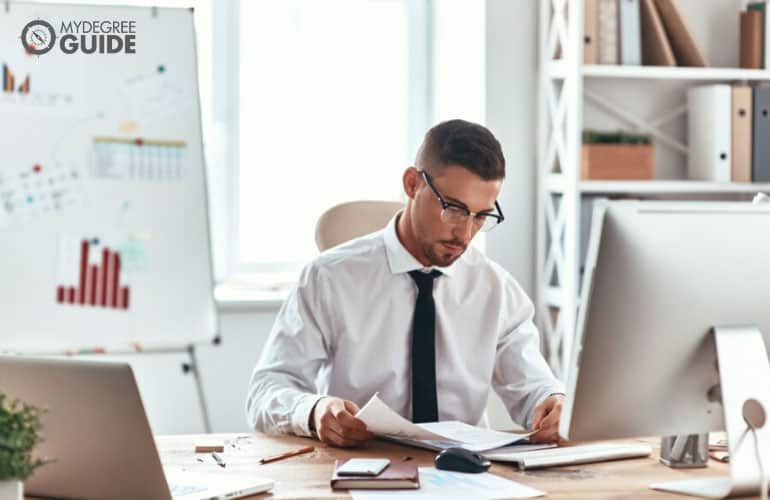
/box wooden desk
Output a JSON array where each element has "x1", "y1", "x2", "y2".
[{"x1": 157, "y1": 433, "x2": 748, "y2": 499}]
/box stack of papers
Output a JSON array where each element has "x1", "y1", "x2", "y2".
[
  {"x1": 355, "y1": 394, "x2": 552, "y2": 453},
  {"x1": 350, "y1": 467, "x2": 545, "y2": 499}
]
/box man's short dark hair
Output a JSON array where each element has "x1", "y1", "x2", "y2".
[{"x1": 415, "y1": 119, "x2": 505, "y2": 180}]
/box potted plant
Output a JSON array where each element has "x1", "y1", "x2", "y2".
[
  {"x1": 581, "y1": 129, "x2": 655, "y2": 180},
  {"x1": 0, "y1": 393, "x2": 46, "y2": 500}
]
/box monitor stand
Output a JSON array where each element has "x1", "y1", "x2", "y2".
[{"x1": 651, "y1": 326, "x2": 770, "y2": 498}]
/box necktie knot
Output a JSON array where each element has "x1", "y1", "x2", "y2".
[{"x1": 408, "y1": 270, "x2": 442, "y2": 293}]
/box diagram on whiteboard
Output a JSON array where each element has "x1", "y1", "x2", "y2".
[
  {"x1": 121, "y1": 64, "x2": 192, "y2": 119},
  {"x1": 0, "y1": 41, "x2": 83, "y2": 112},
  {"x1": 3, "y1": 62, "x2": 31, "y2": 94},
  {"x1": 56, "y1": 235, "x2": 131, "y2": 310},
  {"x1": 91, "y1": 136, "x2": 187, "y2": 182},
  {"x1": 0, "y1": 161, "x2": 83, "y2": 228}
]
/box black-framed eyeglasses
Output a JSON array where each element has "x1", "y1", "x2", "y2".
[{"x1": 419, "y1": 170, "x2": 505, "y2": 233}]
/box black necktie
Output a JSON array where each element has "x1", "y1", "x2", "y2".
[{"x1": 408, "y1": 269, "x2": 442, "y2": 423}]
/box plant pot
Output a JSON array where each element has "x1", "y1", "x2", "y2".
[
  {"x1": 581, "y1": 143, "x2": 655, "y2": 180},
  {"x1": 0, "y1": 480, "x2": 23, "y2": 500}
]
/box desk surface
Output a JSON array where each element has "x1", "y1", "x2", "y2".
[{"x1": 156, "y1": 433, "x2": 745, "y2": 499}]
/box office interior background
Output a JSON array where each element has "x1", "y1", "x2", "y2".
[
  {"x1": 5, "y1": 0, "x2": 534, "y2": 434},
  {"x1": 4, "y1": 0, "x2": 753, "y2": 435}
]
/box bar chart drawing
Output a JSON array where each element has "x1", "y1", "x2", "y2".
[
  {"x1": 91, "y1": 136, "x2": 187, "y2": 182},
  {"x1": 3, "y1": 63, "x2": 30, "y2": 94},
  {"x1": 56, "y1": 236, "x2": 131, "y2": 310},
  {"x1": 0, "y1": 161, "x2": 82, "y2": 228}
]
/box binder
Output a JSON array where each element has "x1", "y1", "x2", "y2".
[
  {"x1": 654, "y1": 0, "x2": 708, "y2": 67},
  {"x1": 619, "y1": 0, "x2": 642, "y2": 65},
  {"x1": 640, "y1": 0, "x2": 676, "y2": 66},
  {"x1": 584, "y1": 0, "x2": 599, "y2": 64},
  {"x1": 748, "y1": 2, "x2": 770, "y2": 68},
  {"x1": 732, "y1": 86, "x2": 753, "y2": 183},
  {"x1": 752, "y1": 85, "x2": 770, "y2": 182},
  {"x1": 741, "y1": 10, "x2": 764, "y2": 69},
  {"x1": 598, "y1": 0, "x2": 619, "y2": 64},
  {"x1": 687, "y1": 85, "x2": 731, "y2": 182}
]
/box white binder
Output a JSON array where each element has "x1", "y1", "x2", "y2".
[{"x1": 687, "y1": 85, "x2": 732, "y2": 182}]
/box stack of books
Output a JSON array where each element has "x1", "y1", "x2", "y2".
[{"x1": 584, "y1": 0, "x2": 707, "y2": 67}]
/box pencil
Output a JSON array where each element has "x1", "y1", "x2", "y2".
[{"x1": 259, "y1": 445, "x2": 315, "y2": 465}]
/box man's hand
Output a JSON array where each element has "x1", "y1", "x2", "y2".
[
  {"x1": 530, "y1": 394, "x2": 566, "y2": 444},
  {"x1": 311, "y1": 397, "x2": 374, "y2": 448}
]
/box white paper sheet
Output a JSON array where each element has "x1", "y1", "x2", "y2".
[
  {"x1": 355, "y1": 393, "x2": 448, "y2": 440},
  {"x1": 350, "y1": 467, "x2": 545, "y2": 499},
  {"x1": 356, "y1": 394, "x2": 532, "y2": 452}
]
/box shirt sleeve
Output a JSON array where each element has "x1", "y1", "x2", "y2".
[
  {"x1": 245, "y1": 262, "x2": 333, "y2": 437},
  {"x1": 491, "y1": 276, "x2": 564, "y2": 430}
]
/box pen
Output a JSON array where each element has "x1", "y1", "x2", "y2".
[
  {"x1": 259, "y1": 445, "x2": 315, "y2": 465},
  {"x1": 211, "y1": 452, "x2": 226, "y2": 468}
]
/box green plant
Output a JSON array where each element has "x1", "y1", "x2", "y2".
[
  {"x1": 0, "y1": 393, "x2": 46, "y2": 481},
  {"x1": 582, "y1": 129, "x2": 652, "y2": 145}
]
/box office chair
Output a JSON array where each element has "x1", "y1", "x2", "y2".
[{"x1": 315, "y1": 200, "x2": 403, "y2": 251}]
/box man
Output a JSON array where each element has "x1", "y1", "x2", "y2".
[{"x1": 246, "y1": 119, "x2": 565, "y2": 448}]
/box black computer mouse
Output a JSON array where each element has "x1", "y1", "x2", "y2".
[{"x1": 434, "y1": 447, "x2": 491, "y2": 473}]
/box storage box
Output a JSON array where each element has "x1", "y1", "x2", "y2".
[{"x1": 580, "y1": 143, "x2": 655, "y2": 180}]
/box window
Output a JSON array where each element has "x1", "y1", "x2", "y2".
[{"x1": 236, "y1": 0, "x2": 412, "y2": 271}]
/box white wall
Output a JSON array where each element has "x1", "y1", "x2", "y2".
[
  {"x1": 484, "y1": 0, "x2": 538, "y2": 430},
  {"x1": 76, "y1": 0, "x2": 541, "y2": 435}
]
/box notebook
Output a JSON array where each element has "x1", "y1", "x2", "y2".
[{"x1": 331, "y1": 457, "x2": 419, "y2": 490}]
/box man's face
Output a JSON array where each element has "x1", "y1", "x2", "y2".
[{"x1": 409, "y1": 165, "x2": 502, "y2": 267}]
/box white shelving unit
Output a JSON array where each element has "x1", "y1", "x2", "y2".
[{"x1": 536, "y1": 0, "x2": 770, "y2": 379}]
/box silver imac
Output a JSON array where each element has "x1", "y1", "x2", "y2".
[{"x1": 559, "y1": 201, "x2": 770, "y2": 498}]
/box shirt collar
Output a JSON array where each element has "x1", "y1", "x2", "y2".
[{"x1": 383, "y1": 211, "x2": 460, "y2": 278}]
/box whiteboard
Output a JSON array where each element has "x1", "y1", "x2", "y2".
[{"x1": 0, "y1": 2, "x2": 217, "y2": 353}]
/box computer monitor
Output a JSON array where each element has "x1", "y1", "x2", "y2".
[{"x1": 559, "y1": 201, "x2": 770, "y2": 497}]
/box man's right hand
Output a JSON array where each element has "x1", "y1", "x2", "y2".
[{"x1": 311, "y1": 397, "x2": 374, "y2": 448}]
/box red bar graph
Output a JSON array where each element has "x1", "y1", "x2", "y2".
[
  {"x1": 56, "y1": 238, "x2": 131, "y2": 310},
  {"x1": 101, "y1": 248, "x2": 110, "y2": 306},
  {"x1": 79, "y1": 240, "x2": 88, "y2": 304},
  {"x1": 89, "y1": 265, "x2": 98, "y2": 305}
]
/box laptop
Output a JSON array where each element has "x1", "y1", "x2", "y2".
[{"x1": 0, "y1": 357, "x2": 273, "y2": 499}]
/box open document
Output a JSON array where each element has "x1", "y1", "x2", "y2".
[{"x1": 355, "y1": 394, "x2": 547, "y2": 453}]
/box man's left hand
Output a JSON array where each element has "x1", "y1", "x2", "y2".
[{"x1": 530, "y1": 394, "x2": 565, "y2": 444}]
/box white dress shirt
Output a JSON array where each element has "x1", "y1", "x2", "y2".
[{"x1": 246, "y1": 213, "x2": 563, "y2": 437}]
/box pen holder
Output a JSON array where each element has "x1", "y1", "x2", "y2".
[
  {"x1": 0, "y1": 480, "x2": 23, "y2": 500},
  {"x1": 659, "y1": 433, "x2": 708, "y2": 468}
]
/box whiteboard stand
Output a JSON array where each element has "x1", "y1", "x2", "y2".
[{"x1": 185, "y1": 342, "x2": 215, "y2": 433}]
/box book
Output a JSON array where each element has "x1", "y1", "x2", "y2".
[
  {"x1": 619, "y1": 0, "x2": 642, "y2": 65},
  {"x1": 331, "y1": 457, "x2": 419, "y2": 490},
  {"x1": 584, "y1": 0, "x2": 599, "y2": 64},
  {"x1": 598, "y1": 0, "x2": 619, "y2": 64},
  {"x1": 732, "y1": 85, "x2": 753, "y2": 183},
  {"x1": 687, "y1": 85, "x2": 731, "y2": 182},
  {"x1": 741, "y1": 10, "x2": 764, "y2": 69},
  {"x1": 640, "y1": 0, "x2": 676, "y2": 66},
  {"x1": 654, "y1": 0, "x2": 708, "y2": 67},
  {"x1": 748, "y1": 2, "x2": 770, "y2": 68}
]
